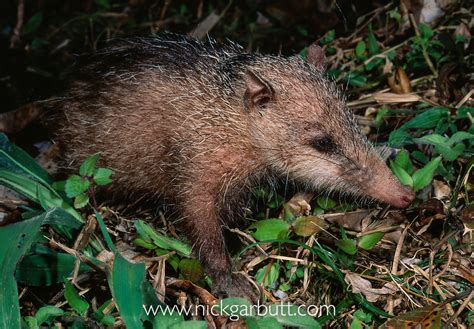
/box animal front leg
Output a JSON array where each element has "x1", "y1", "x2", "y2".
[{"x1": 180, "y1": 188, "x2": 259, "y2": 302}]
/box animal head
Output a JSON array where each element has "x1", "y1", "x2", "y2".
[{"x1": 242, "y1": 44, "x2": 415, "y2": 208}]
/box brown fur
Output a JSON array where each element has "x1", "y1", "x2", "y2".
[{"x1": 48, "y1": 34, "x2": 414, "y2": 300}]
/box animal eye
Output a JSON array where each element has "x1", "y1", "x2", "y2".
[{"x1": 311, "y1": 136, "x2": 335, "y2": 152}]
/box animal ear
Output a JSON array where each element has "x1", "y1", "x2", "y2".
[
  {"x1": 305, "y1": 43, "x2": 327, "y2": 69},
  {"x1": 243, "y1": 70, "x2": 274, "y2": 112}
]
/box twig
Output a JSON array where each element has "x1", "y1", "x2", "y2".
[
  {"x1": 10, "y1": 0, "x2": 24, "y2": 48},
  {"x1": 409, "y1": 14, "x2": 438, "y2": 78},
  {"x1": 445, "y1": 290, "x2": 474, "y2": 327},
  {"x1": 391, "y1": 223, "x2": 411, "y2": 275}
]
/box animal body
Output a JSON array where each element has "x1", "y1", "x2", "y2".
[{"x1": 49, "y1": 34, "x2": 415, "y2": 300}]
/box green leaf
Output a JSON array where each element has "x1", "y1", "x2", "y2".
[
  {"x1": 0, "y1": 133, "x2": 51, "y2": 186},
  {"x1": 179, "y1": 259, "x2": 203, "y2": 282},
  {"x1": 292, "y1": 216, "x2": 327, "y2": 237},
  {"x1": 400, "y1": 108, "x2": 449, "y2": 130},
  {"x1": 64, "y1": 279, "x2": 89, "y2": 316},
  {"x1": 355, "y1": 41, "x2": 366, "y2": 60},
  {"x1": 0, "y1": 211, "x2": 47, "y2": 328},
  {"x1": 389, "y1": 129, "x2": 412, "y2": 147},
  {"x1": 246, "y1": 316, "x2": 283, "y2": 329},
  {"x1": 412, "y1": 156, "x2": 442, "y2": 192},
  {"x1": 353, "y1": 309, "x2": 372, "y2": 323},
  {"x1": 22, "y1": 12, "x2": 43, "y2": 35},
  {"x1": 34, "y1": 306, "x2": 64, "y2": 325},
  {"x1": 389, "y1": 161, "x2": 413, "y2": 187},
  {"x1": 91, "y1": 300, "x2": 115, "y2": 326},
  {"x1": 255, "y1": 263, "x2": 280, "y2": 288},
  {"x1": 367, "y1": 24, "x2": 380, "y2": 55},
  {"x1": 93, "y1": 168, "x2": 113, "y2": 185},
  {"x1": 248, "y1": 219, "x2": 289, "y2": 241},
  {"x1": 134, "y1": 220, "x2": 191, "y2": 256},
  {"x1": 320, "y1": 30, "x2": 335, "y2": 45},
  {"x1": 316, "y1": 196, "x2": 337, "y2": 209},
  {"x1": 65, "y1": 175, "x2": 90, "y2": 198},
  {"x1": 16, "y1": 244, "x2": 93, "y2": 286},
  {"x1": 95, "y1": 0, "x2": 111, "y2": 9},
  {"x1": 447, "y1": 131, "x2": 474, "y2": 145},
  {"x1": 214, "y1": 297, "x2": 253, "y2": 319},
  {"x1": 169, "y1": 321, "x2": 207, "y2": 329},
  {"x1": 358, "y1": 232, "x2": 385, "y2": 250},
  {"x1": 336, "y1": 239, "x2": 357, "y2": 255},
  {"x1": 267, "y1": 303, "x2": 321, "y2": 328},
  {"x1": 79, "y1": 154, "x2": 100, "y2": 177},
  {"x1": 393, "y1": 150, "x2": 413, "y2": 173},
  {"x1": 436, "y1": 143, "x2": 465, "y2": 161},
  {"x1": 74, "y1": 193, "x2": 89, "y2": 209},
  {"x1": 414, "y1": 134, "x2": 448, "y2": 145},
  {"x1": 350, "y1": 317, "x2": 363, "y2": 329},
  {"x1": 109, "y1": 252, "x2": 145, "y2": 329},
  {"x1": 0, "y1": 170, "x2": 82, "y2": 223}
]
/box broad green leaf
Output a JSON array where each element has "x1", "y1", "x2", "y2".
[
  {"x1": 0, "y1": 133, "x2": 51, "y2": 186},
  {"x1": 367, "y1": 24, "x2": 380, "y2": 55},
  {"x1": 95, "y1": 0, "x2": 111, "y2": 9},
  {"x1": 316, "y1": 197, "x2": 337, "y2": 209},
  {"x1": 34, "y1": 306, "x2": 64, "y2": 325},
  {"x1": 358, "y1": 232, "x2": 385, "y2": 250},
  {"x1": 93, "y1": 168, "x2": 113, "y2": 185},
  {"x1": 414, "y1": 134, "x2": 447, "y2": 145},
  {"x1": 388, "y1": 129, "x2": 412, "y2": 147},
  {"x1": 400, "y1": 108, "x2": 449, "y2": 130},
  {"x1": 64, "y1": 279, "x2": 89, "y2": 316},
  {"x1": 151, "y1": 309, "x2": 184, "y2": 328},
  {"x1": 266, "y1": 303, "x2": 321, "y2": 328},
  {"x1": 0, "y1": 211, "x2": 47, "y2": 328},
  {"x1": 0, "y1": 170, "x2": 82, "y2": 221},
  {"x1": 292, "y1": 216, "x2": 327, "y2": 237},
  {"x1": 436, "y1": 143, "x2": 465, "y2": 161},
  {"x1": 412, "y1": 156, "x2": 442, "y2": 192},
  {"x1": 79, "y1": 154, "x2": 100, "y2": 177},
  {"x1": 353, "y1": 309, "x2": 372, "y2": 323},
  {"x1": 447, "y1": 131, "x2": 474, "y2": 145},
  {"x1": 255, "y1": 263, "x2": 280, "y2": 288},
  {"x1": 91, "y1": 300, "x2": 115, "y2": 326},
  {"x1": 214, "y1": 297, "x2": 254, "y2": 319},
  {"x1": 336, "y1": 239, "x2": 357, "y2": 255},
  {"x1": 248, "y1": 219, "x2": 289, "y2": 241},
  {"x1": 350, "y1": 317, "x2": 363, "y2": 329},
  {"x1": 246, "y1": 316, "x2": 283, "y2": 329},
  {"x1": 169, "y1": 321, "x2": 207, "y2": 329},
  {"x1": 320, "y1": 30, "x2": 335, "y2": 45},
  {"x1": 134, "y1": 220, "x2": 191, "y2": 256},
  {"x1": 16, "y1": 244, "x2": 93, "y2": 286},
  {"x1": 389, "y1": 161, "x2": 413, "y2": 187},
  {"x1": 65, "y1": 175, "x2": 90, "y2": 198},
  {"x1": 179, "y1": 259, "x2": 203, "y2": 282},
  {"x1": 22, "y1": 12, "x2": 43, "y2": 35},
  {"x1": 74, "y1": 193, "x2": 89, "y2": 209},
  {"x1": 142, "y1": 281, "x2": 171, "y2": 323},
  {"x1": 393, "y1": 150, "x2": 413, "y2": 174},
  {"x1": 355, "y1": 41, "x2": 366, "y2": 60},
  {"x1": 109, "y1": 252, "x2": 145, "y2": 329}
]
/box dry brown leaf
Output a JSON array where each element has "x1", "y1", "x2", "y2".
[
  {"x1": 344, "y1": 272, "x2": 396, "y2": 302},
  {"x1": 292, "y1": 215, "x2": 328, "y2": 237},
  {"x1": 388, "y1": 67, "x2": 412, "y2": 94},
  {"x1": 381, "y1": 304, "x2": 443, "y2": 328},
  {"x1": 432, "y1": 179, "x2": 451, "y2": 199},
  {"x1": 280, "y1": 192, "x2": 313, "y2": 218},
  {"x1": 461, "y1": 204, "x2": 474, "y2": 234},
  {"x1": 373, "y1": 92, "x2": 421, "y2": 104}
]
